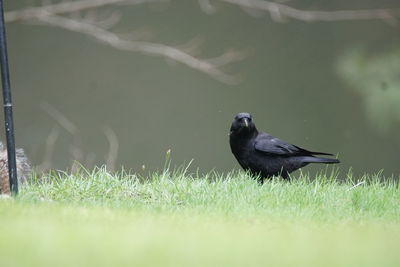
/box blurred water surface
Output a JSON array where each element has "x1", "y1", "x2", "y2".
[{"x1": 2, "y1": 0, "x2": 400, "y2": 177}]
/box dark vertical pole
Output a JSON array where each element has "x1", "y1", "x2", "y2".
[{"x1": 0, "y1": 0, "x2": 18, "y2": 195}]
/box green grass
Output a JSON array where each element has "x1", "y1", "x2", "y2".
[{"x1": 1, "y1": 166, "x2": 400, "y2": 267}]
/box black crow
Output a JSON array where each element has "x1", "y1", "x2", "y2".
[{"x1": 229, "y1": 113, "x2": 339, "y2": 181}]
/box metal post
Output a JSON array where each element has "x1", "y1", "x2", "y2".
[{"x1": 0, "y1": 0, "x2": 18, "y2": 195}]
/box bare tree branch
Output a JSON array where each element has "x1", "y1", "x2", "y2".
[
  {"x1": 34, "y1": 14, "x2": 241, "y2": 83},
  {"x1": 8, "y1": 0, "x2": 395, "y2": 87},
  {"x1": 9, "y1": 0, "x2": 396, "y2": 25},
  {"x1": 198, "y1": 0, "x2": 217, "y2": 15},
  {"x1": 6, "y1": 0, "x2": 241, "y2": 84},
  {"x1": 5, "y1": 0, "x2": 166, "y2": 23},
  {"x1": 82, "y1": 10, "x2": 122, "y2": 29},
  {"x1": 218, "y1": 0, "x2": 399, "y2": 24},
  {"x1": 205, "y1": 49, "x2": 247, "y2": 67}
]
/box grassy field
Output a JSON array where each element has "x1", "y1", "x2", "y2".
[{"x1": 0, "y1": 166, "x2": 399, "y2": 267}]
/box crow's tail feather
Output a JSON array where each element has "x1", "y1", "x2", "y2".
[
  {"x1": 310, "y1": 151, "x2": 334, "y2": 156},
  {"x1": 295, "y1": 146, "x2": 334, "y2": 156},
  {"x1": 302, "y1": 156, "x2": 340, "y2": 164}
]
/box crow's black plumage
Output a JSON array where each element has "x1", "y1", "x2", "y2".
[{"x1": 229, "y1": 113, "x2": 340, "y2": 181}]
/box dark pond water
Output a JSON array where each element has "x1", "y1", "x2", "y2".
[{"x1": 2, "y1": 1, "x2": 400, "y2": 177}]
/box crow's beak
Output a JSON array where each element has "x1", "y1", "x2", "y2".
[{"x1": 243, "y1": 118, "x2": 249, "y2": 128}]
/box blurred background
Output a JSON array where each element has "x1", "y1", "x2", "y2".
[{"x1": 2, "y1": 0, "x2": 400, "y2": 177}]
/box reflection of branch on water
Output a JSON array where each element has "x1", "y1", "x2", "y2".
[
  {"x1": 7, "y1": 0, "x2": 398, "y2": 24},
  {"x1": 6, "y1": 0, "x2": 243, "y2": 84},
  {"x1": 40, "y1": 102, "x2": 78, "y2": 135},
  {"x1": 35, "y1": 14, "x2": 243, "y2": 84},
  {"x1": 37, "y1": 126, "x2": 60, "y2": 172},
  {"x1": 6, "y1": 1, "x2": 398, "y2": 85},
  {"x1": 5, "y1": 0, "x2": 165, "y2": 23},
  {"x1": 40, "y1": 102, "x2": 119, "y2": 171},
  {"x1": 103, "y1": 127, "x2": 119, "y2": 172},
  {"x1": 217, "y1": 0, "x2": 399, "y2": 24}
]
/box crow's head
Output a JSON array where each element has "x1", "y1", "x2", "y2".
[{"x1": 230, "y1": 113, "x2": 256, "y2": 136}]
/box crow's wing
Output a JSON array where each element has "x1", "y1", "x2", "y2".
[{"x1": 254, "y1": 132, "x2": 333, "y2": 156}]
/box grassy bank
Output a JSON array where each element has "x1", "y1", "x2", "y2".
[{"x1": 0, "y1": 167, "x2": 399, "y2": 266}]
